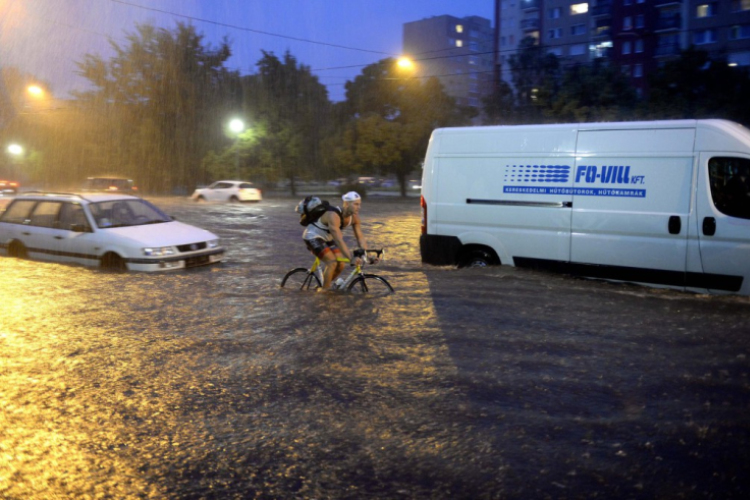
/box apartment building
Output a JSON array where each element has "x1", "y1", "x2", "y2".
[
  {"x1": 499, "y1": 0, "x2": 750, "y2": 95},
  {"x1": 402, "y1": 15, "x2": 495, "y2": 108}
]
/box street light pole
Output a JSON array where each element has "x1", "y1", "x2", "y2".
[{"x1": 229, "y1": 119, "x2": 245, "y2": 179}]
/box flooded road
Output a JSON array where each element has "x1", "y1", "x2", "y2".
[{"x1": 1, "y1": 196, "x2": 749, "y2": 499}]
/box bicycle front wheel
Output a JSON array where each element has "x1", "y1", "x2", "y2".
[
  {"x1": 281, "y1": 268, "x2": 322, "y2": 290},
  {"x1": 346, "y1": 274, "x2": 394, "y2": 295}
]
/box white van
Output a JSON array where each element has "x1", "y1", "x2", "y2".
[{"x1": 419, "y1": 119, "x2": 750, "y2": 295}]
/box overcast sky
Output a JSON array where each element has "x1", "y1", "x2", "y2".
[{"x1": 1, "y1": 0, "x2": 494, "y2": 102}]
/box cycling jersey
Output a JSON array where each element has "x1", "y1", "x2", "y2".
[{"x1": 302, "y1": 208, "x2": 351, "y2": 242}]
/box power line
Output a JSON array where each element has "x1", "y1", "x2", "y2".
[{"x1": 109, "y1": 0, "x2": 396, "y2": 56}]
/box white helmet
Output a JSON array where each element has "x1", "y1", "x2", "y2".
[{"x1": 342, "y1": 191, "x2": 361, "y2": 202}]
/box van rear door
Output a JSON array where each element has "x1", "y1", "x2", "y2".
[
  {"x1": 694, "y1": 153, "x2": 750, "y2": 294},
  {"x1": 570, "y1": 127, "x2": 693, "y2": 288}
]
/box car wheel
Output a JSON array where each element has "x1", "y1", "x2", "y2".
[
  {"x1": 8, "y1": 240, "x2": 28, "y2": 259},
  {"x1": 458, "y1": 249, "x2": 497, "y2": 268},
  {"x1": 101, "y1": 252, "x2": 127, "y2": 271},
  {"x1": 229, "y1": 196, "x2": 240, "y2": 204},
  {"x1": 195, "y1": 195, "x2": 206, "y2": 203}
]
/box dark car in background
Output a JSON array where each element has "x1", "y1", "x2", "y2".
[
  {"x1": 0, "y1": 180, "x2": 20, "y2": 194},
  {"x1": 83, "y1": 177, "x2": 138, "y2": 193}
]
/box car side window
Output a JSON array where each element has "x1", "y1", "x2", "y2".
[
  {"x1": 709, "y1": 157, "x2": 750, "y2": 219},
  {"x1": 58, "y1": 202, "x2": 90, "y2": 231},
  {"x1": 215, "y1": 182, "x2": 232, "y2": 189},
  {"x1": 29, "y1": 201, "x2": 62, "y2": 228},
  {"x1": 0, "y1": 200, "x2": 36, "y2": 224},
  {"x1": 239, "y1": 183, "x2": 253, "y2": 189}
]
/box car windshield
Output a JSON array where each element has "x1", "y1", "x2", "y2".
[{"x1": 89, "y1": 199, "x2": 171, "y2": 228}]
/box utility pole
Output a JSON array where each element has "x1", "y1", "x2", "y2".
[{"x1": 494, "y1": 0, "x2": 502, "y2": 91}]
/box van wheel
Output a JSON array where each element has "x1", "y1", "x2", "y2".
[
  {"x1": 8, "y1": 240, "x2": 28, "y2": 259},
  {"x1": 101, "y1": 252, "x2": 127, "y2": 271},
  {"x1": 459, "y1": 249, "x2": 497, "y2": 268}
]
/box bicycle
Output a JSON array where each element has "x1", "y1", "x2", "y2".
[{"x1": 280, "y1": 248, "x2": 394, "y2": 294}]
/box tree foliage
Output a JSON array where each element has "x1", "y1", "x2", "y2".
[
  {"x1": 237, "y1": 51, "x2": 331, "y2": 195},
  {"x1": 74, "y1": 22, "x2": 240, "y2": 193},
  {"x1": 332, "y1": 58, "x2": 469, "y2": 195}
]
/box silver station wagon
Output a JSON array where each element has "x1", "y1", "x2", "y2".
[{"x1": 0, "y1": 192, "x2": 224, "y2": 271}]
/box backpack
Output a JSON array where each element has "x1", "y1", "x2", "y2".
[{"x1": 296, "y1": 196, "x2": 343, "y2": 228}]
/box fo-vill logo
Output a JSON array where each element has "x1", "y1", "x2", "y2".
[{"x1": 575, "y1": 165, "x2": 643, "y2": 185}]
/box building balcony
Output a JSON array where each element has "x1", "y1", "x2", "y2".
[
  {"x1": 592, "y1": 1, "x2": 613, "y2": 18},
  {"x1": 520, "y1": 18, "x2": 540, "y2": 31},
  {"x1": 655, "y1": 43, "x2": 681, "y2": 57},
  {"x1": 655, "y1": 14, "x2": 681, "y2": 31},
  {"x1": 521, "y1": 0, "x2": 540, "y2": 11}
]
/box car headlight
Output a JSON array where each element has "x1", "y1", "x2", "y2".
[
  {"x1": 207, "y1": 239, "x2": 220, "y2": 249},
  {"x1": 142, "y1": 246, "x2": 176, "y2": 257}
]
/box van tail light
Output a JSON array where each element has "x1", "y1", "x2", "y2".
[{"x1": 420, "y1": 195, "x2": 427, "y2": 234}]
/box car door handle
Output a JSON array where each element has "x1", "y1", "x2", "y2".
[
  {"x1": 668, "y1": 215, "x2": 681, "y2": 235},
  {"x1": 703, "y1": 217, "x2": 717, "y2": 236},
  {"x1": 22, "y1": 232, "x2": 31, "y2": 236},
  {"x1": 54, "y1": 236, "x2": 64, "y2": 240}
]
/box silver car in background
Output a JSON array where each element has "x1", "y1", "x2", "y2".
[{"x1": 191, "y1": 180, "x2": 262, "y2": 203}]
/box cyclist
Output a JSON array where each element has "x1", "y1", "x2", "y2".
[{"x1": 302, "y1": 191, "x2": 376, "y2": 290}]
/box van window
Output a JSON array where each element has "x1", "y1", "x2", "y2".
[{"x1": 709, "y1": 157, "x2": 750, "y2": 219}]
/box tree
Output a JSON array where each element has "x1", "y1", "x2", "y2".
[
  {"x1": 507, "y1": 37, "x2": 561, "y2": 123},
  {"x1": 74, "y1": 23, "x2": 240, "y2": 193},
  {"x1": 240, "y1": 51, "x2": 332, "y2": 195},
  {"x1": 645, "y1": 47, "x2": 750, "y2": 125},
  {"x1": 543, "y1": 61, "x2": 637, "y2": 123},
  {"x1": 335, "y1": 58, "x2": 468, "y2": 196}
]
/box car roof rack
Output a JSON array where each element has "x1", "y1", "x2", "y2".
[{"x1": 18, "y1": 191, "x2": 94, "y2": 201}]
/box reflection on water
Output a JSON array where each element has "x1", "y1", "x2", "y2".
[{"x1": 1, "y1": 197, "x2": 749, "y2": 498}]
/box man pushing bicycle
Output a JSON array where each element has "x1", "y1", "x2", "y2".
[{"x1": 300, "y1": 191, "x2": 378, "y2": 290}]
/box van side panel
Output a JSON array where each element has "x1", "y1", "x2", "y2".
[
  {"x1": 570, "y1": 128, "x2": 694, "y2": 280},
  {"x1": 431, "y1": 127, "x2": 577, "y2": 265},
  {"x1": 434, "y1": 156, "x2": 573, "y2": 264}
]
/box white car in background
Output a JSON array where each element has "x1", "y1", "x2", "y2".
[
  {"x1": 0, "y1": 192, "x2": 224, "y2": 271},
  {"x1": 191, "y1": 180, "x2": 262, "y2": 203}
]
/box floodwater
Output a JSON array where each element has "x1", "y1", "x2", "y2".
[{"x1": 1, "y1": 196, "x2": 749, "y2": 499}]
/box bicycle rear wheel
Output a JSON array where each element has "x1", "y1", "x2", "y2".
[
  {"x1": 346, "y1": 274, "x2": 394, "y2": 295},
  {"x1": 281, "y1": 268, "x2": 322, "y2": 290}
]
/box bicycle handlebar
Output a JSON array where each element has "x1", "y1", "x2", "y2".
[{"x1": 337, "y1": 248, "x2": 385, "y2": 265}]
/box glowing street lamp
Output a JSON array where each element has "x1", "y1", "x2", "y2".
[
  {"x1": 396, "y1": 57, "x2": 415, "y2": 71},
  {"x1": 7, "y1": 144, "x2": 24, "y2": 156},
  {"x1": 229, "y1": 118, "x2": 245, "y2": 135},
  {"x1": 27, "y1": 85, "x2": 44, "y2": 97}
]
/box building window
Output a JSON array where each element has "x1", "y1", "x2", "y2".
[
  {"x1": 456, "y1": 39, "x2": 464, "y2": 47},
  {"x1": 549, "y1": 7, "x2": 562, "y2": 18},
  {"x1": 637, "y1": 0, "x2": 645, "y2": 4},
  {"x1": 570, "y1": 3, "x2": 589, "y2": 15},
  {"x1": 635, "y1": 14, "x2": 644, "y2": 29},
  {"x1": 548, "y1": 27, "x2": 563, "y2": 39},
  {"x1": 624, "y1": 16, "x2": 633, "y2": 30},
  {"x1": 730, "y1": 25, "x2": 750, "y2": 39},
  {"x1": 570, "y1": 44, "x2": 587, "y2": 55},
  {"x1": 622, "y1": 41, "x2": 632, "y2": 55},
  {"x1": 694, "y1": 29, "x2": 718, "y2": 44},
  {"x1": 732, "y1": 0, "x2": 750, "y2": 11},
  {"x1": 621, "y1": 65, "x2": 631, "y2": 76},
  {"x1": 624, "y1": 0, "x2": 632, "y2": 5},
  {"x1": 635, "y1": 39, "x2": 644, "y2": 53},
  {"x1": 548, "y1": 47, "x2": 563, "y2": 56},
  {"x1": 697, "y1": 3, "x2": 717, "y2": 18},
  {"x1": 456, "y1": 24, "x2": 464, "y2": 33},
  {"x1": 633, "y1": 64, "x2": 643, "y2": 78},
  {"x1": 571, "y1": 24, "x2": 587, "y2": 36}
]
